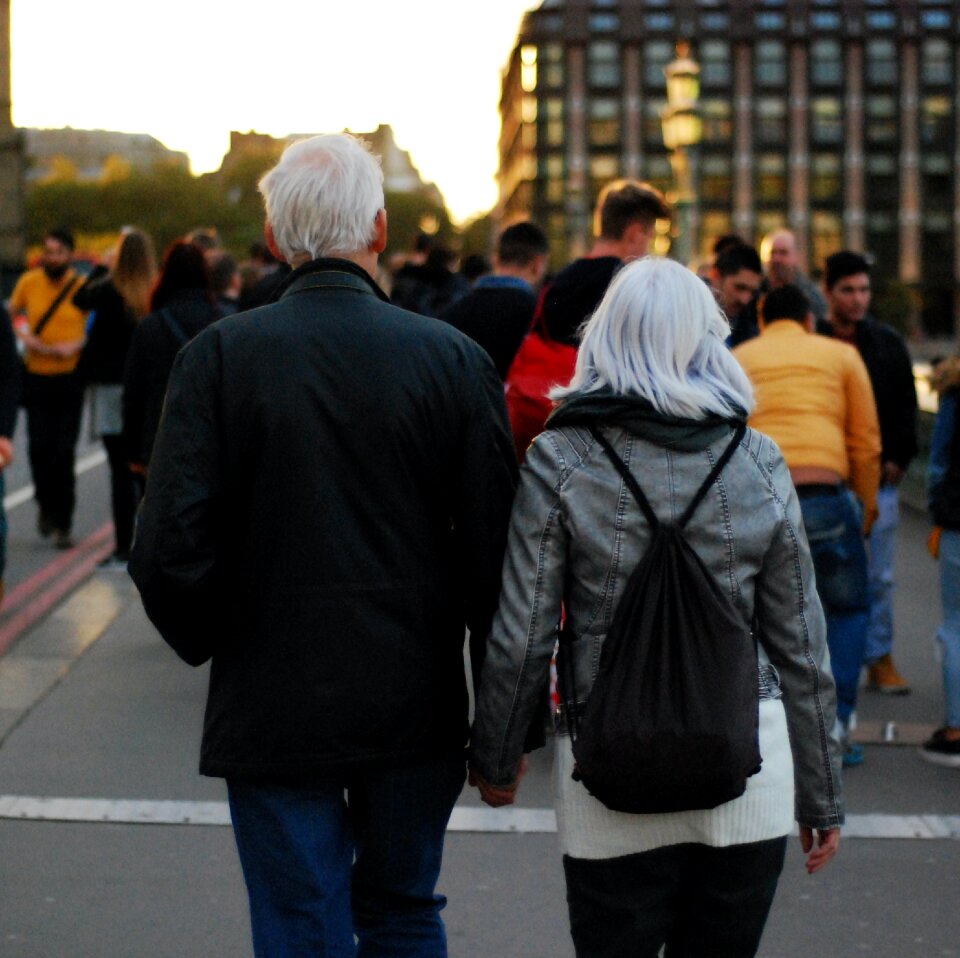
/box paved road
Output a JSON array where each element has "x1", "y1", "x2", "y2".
[{"x1": 0, "y1": 441, "x2": 958, "y2": 956}]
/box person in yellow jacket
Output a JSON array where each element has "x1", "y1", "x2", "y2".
[
  {"x1": 735, "y1": 283, "x2": 881, "y2": 766},
  {"x1": 10, "y1": 228, "x2": 88, "y2": 548}
]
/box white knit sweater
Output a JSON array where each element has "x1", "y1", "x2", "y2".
[{"x1": 555, "y1": 698, "x2": 795, "y2": 860}]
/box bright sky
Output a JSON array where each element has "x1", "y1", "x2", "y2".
[{"x1": 10, "y1": 0, "x2": 537, "y2": 225}]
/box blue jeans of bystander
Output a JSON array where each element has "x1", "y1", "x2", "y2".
[
  {"x1": 798, "y1": 487, "x2": 870, "y2": 726},
  {"x1": 937, "y1": 529, "x2": 960, "y2": 729},
  {"x1": 228, "y1": 753, "x2": 466, "y2": 958},
  {"x1": 865, "y1": 484, "x2": 899, "y2": 663}
]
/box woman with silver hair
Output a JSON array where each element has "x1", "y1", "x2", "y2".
[{"x1": 470, "y1": 257, "x2": 843, "y2": 957}]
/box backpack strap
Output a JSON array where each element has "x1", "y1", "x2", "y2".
[
  {"x1": 677, "y1": 422, "x2": 746, "y2": 529},
  {"x1": 590, "y1": 422, "x2": 747, "y2": 531},
  {"x1": 589, "y1": 427, "x2": 660, "y2": 530}
]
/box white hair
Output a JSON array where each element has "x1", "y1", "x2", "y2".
[
  {"x1": 552, "y1": 257, "x2": 755, "y2": 419},
  {"x1": 258, "y1": 133, "x2": 384, "y2": 261}
]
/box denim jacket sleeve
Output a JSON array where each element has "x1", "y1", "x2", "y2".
[
  {"x1": 470, "y1": 433, "x2": 568, "y2": 787},
  {"x1": 751, "y1": 438, "x2": 845, "y2": 830}
]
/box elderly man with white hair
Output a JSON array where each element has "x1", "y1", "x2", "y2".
[{"x1": 129, "y1": 133, "x2": 518, "y2": 957}]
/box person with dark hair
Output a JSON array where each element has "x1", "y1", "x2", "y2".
[
  {"x1": 710, "y1": 243, "x2": 763, "y2": 346},
  {"x1": 208, "y1": 251, "x2": 242, "y2": 317},
  {"x1": 390, "y1": 239, "x2": 471, "y2": 317},
  {"x1": 74, "y1": 227, "x2": 158, "y2": 567},
  {"x1": 713, "y1": 233, "x2": 747, "y2": 258},
  {"x1": 460, "y1": 253, "x2": 492, "y2": 285},
  {"x1": 122, "y1": 242, "x2": 220, "y2": 476},
  {"x1": 734, "y1": 283, "x2": 881, "y2": 766},
  {"x1": 438, "y1": 221, "x2": 549, "y2": 378},
  {"x1": 505, "y1": 181, "x2": 671, "y2": 460},
  {"x1": 9, "y1": 228, "x2": 89, "y2": 548},
  {"x1": 821, "y1": 250, "x2": 919, "y2": 696},
  {"x1": 238, "y1": 240, "x2": 291, "y2": 312}
]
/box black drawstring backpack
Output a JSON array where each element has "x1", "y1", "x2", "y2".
[{"x1": 558, "y1": 423, "x2": 762, "y2": 814}]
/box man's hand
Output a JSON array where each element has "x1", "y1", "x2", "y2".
[
  {"x1": 468, "y1": 755, "x2": 529, "y2": 808},
  {"x1": 799, "y1": 826, "x2": 840, "y2": 874},
  {"x1": 0, "y1": 436, "x2": 13, "y2": 470}
]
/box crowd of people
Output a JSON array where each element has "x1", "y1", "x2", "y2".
[{"x1": 1, "y1": 131, "x2": 957, "y2": 956}]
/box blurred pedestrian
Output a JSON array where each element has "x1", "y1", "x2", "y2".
[
  {"x1": 820, "y1": 251, "x2": 918, "y2": 695},
  {"x1": 9, "y1": 228, "x2": 88, "y2": 549},
  {"x1": 439, "y1": 221, "x2": 549, "y2": 379},
  {"x1": 735, "y1": 284, "x2": 881, "y2": 766},
  {"x1": 710, "y1": 242, "x2": 763, "y2": 347},
  {"x1": 208, "y1": 251, "x2": 242, "y2": 317},
  {"x1": 760, "y1": 229, "x2": 829, "y2": 327},
  {"x1": 73, "y1": 226, "x2": 158, "y2": 567},
  {"x1": 471, "y1": 259, "x2": 842, "y2": 958},
  {"x1": 129, "y1": 133, "x2": 517, "y2": 957},
  {"x1": 122, "y1": 242, "x2": 219, "y2": 478},
  {"x1": 391, "y1": 239, "x2": 470, "y2": 317},
  {"x1": 922, "y1": 356, "x2": 960, "y2": 767}
]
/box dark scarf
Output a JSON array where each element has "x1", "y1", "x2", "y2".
[{"x1": 547, "y1": 390, "x2": 746, "y2": 452}]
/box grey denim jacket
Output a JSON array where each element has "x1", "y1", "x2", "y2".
[{"x1": 471, "y1": 424, "x2": 845, "y2": 831}]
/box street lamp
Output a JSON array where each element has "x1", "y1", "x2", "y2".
[{"x1": 661, "y1": 42, "x2": 702, "y2": 266}]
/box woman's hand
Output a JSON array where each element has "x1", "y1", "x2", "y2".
[
  {"x1": 800, "y1": 826, "x2": 840, "y2": 874},
  {"x1": 468, "y1": 755, "x2": 529, "y2": 808}
]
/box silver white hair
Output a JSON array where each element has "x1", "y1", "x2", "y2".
[
  {"x1": 258, "y1": 133, "x2": 384, "y2": 261},
  {"x1": 551, "y1": 257, "x2": 755, "y2": 419}
]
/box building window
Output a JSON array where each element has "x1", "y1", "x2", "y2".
[
  {"x1": 810, "y1": 39, "x2": 843, "y2": 86},
  {"x1": 922, "y1": 39, "x2": 952, "y2": 86},
  {"x1": 811, "y1": 211, "x2": 843, "y2": 270},
  {"x1": 589, "y1": 98, "x2": 621, "y2": 146},
  {"x1": 866, "y1": 39, "x2": 898, "y2": 85},
  {"x1": 922, "y1": 152, "x2": 952, "y2": 175},
  {"x1": 701, "y1": 99, "x2": 733, "y2": 143},
  {"x1": 755, "y1": 41, "x2": 787, "y2": 86},
  {"x1": 755, "y1": 98, "x2": 787, "y2": 143},
  {"x1": 543, "y1": 97, "x2": 565, "y2": 146},
  {"x1": 866, "y1": 11, "x2": 896, "y2": 29},
  {"x1": 812, "y1": 11, "x2": 842, "y2": 29},
  {"x1": 811, "y1": 97, "x2": 843, "y2": 144},
  {"x1": 922, "y1": 96, "x2": 952, "y2": 145},
  {"x1": 701, "y1": 13, "x2": 729, "y2": 30},
  {"x1": 701, "y1": 155, "x2": 732, "y2": 202},
  {"x1": 646, "y1": 13, "x2": 674, "y2": 30},
  {"x1": 540, "y1": 43, "x2": 565, "y2": 88},
  {"x1": 699, "y1": 40, "x2": 731, "y2": 87},
  {"x1": 543, "y1": 155, "x2": 565, "y2": 204},
  {"x1": 810, "y1": 153, "x2": 842, "y2": 202},
  {"x1": 865, "y1": 95, "x2": 898, "y2": 144},
  {"x1": 756, "y1": 12, "x2": 786, "y2": 30},
  {"x1": 644, "y1": 41, "x2": 673, "y2": 88},
  {"x1": 590, "y1": 155, "x2": 620, "y2": 183},
  {"x1": 756, "y1": 211, "x2": 788, "y2": 240},
  {"x1": 756, "y1": 153, "x2": 787, "y2": 202},
  {"x1": 590, "y1": 13, "x2": 620, "y2": 31},
  {"x1": 643, "y1": 154, "x2": 673, "y2": 195},
  {"x1": 588, "y1": 41, "x2": 620, "y2": 87},
  {"x1": 921, "y1": 10, "x2": 952, "y2": 29}
]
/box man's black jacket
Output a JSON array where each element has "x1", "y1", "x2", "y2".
[
  {"x1": 129, "y1": 259, "x2": 518, "y2": 784},
  {"x1": 819, "y1": 315, "x2": 918, "y2": 470}
]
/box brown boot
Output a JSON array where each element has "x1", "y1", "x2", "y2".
[{"x1": 868, "y1": 653, "x2": 911, "y2": 695}]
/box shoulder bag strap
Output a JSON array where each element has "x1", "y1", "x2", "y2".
[{"x1": 33, "y1": 275, "x2": 80, "y2": 338}]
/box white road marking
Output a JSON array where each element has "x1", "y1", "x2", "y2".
[
  {"x1": 0, "y1": 797, "x2": 957, "y2": 839},
  {"x1": 3, "y1": 449, "x2": 107, "y2": 511}
]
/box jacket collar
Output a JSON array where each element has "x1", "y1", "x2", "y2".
[{"x1": 274, "y1": 257, "x2": 390, "y2": 304}]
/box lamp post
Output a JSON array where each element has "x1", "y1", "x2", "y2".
[{"x1": 661, "y1": 42, "x2": 702, "y2": 266}]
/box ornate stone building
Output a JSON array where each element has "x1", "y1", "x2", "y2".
[{"x1": 499, "y1": 0, "x2": 960, "y2": 330}]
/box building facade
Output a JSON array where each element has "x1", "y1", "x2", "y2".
[{"x1": 499, "y1": 0, "x2": 960, "y2": 331}]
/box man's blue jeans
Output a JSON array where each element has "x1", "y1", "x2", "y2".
[
  {"x1": 937, "y1": 530, "x2": 960, "y2": 729},
  {"x1": 228, "y1": 754, "x2": 466, "y2": 958},
  {"x1": 865, "y1": 484, "x2": 899, "y2": 663},
  {"x1": 799, "y1": 487, "x2": 870, "y2": 726}
]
